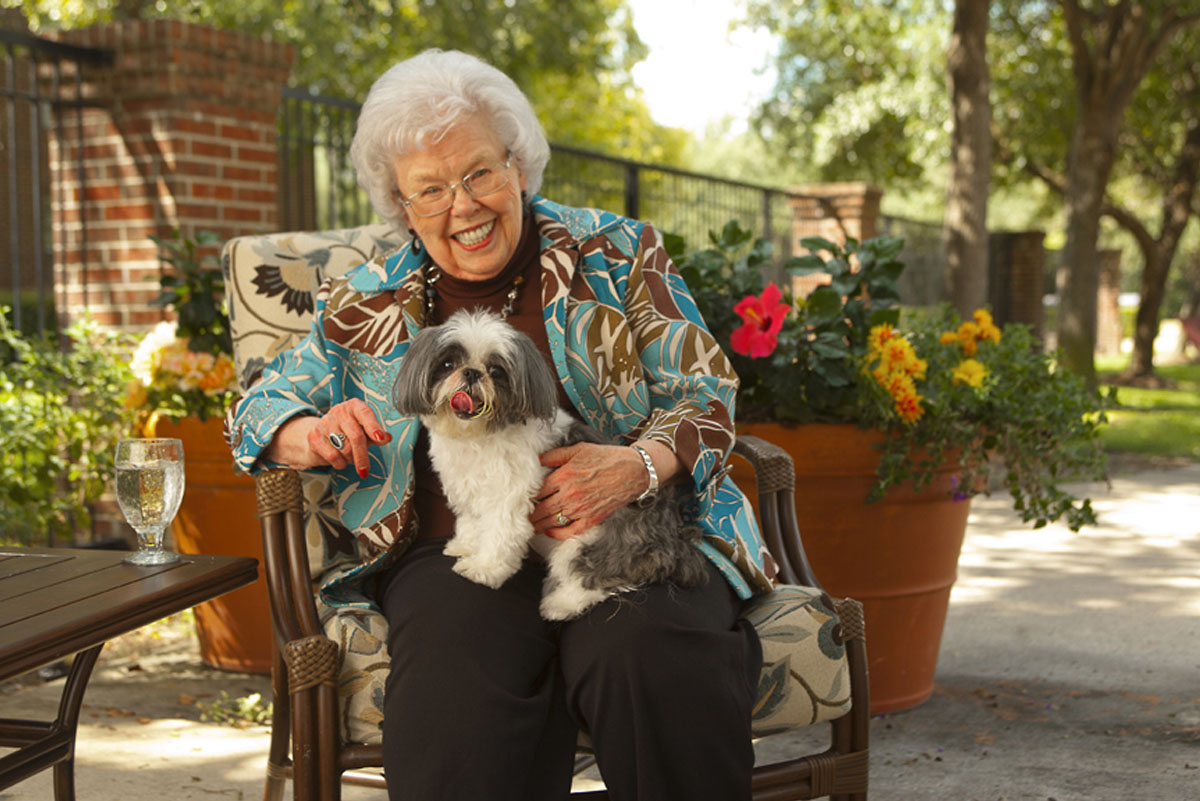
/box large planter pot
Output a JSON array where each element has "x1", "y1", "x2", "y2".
[
  {"x1": 146, "y1": 414, "x2": 272, "y2": 674},
  {"x1": 731, "y1": 421, "x2": 971, "y2": 715}
]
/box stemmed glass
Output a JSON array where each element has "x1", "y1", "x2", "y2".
[{"x1": 115, "y1": 438, "x2": 185, "y2": 565}]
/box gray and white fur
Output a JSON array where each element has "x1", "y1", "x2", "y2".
[{"x1": 391, "y1": 308, "x2": 708, "y2": 620}]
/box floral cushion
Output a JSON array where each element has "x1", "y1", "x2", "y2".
[
  {"x1": 224, "y1": 226, "x2": 852, "y2": 746},
  {"x1": 223, "y1": 223, "x2": 406, "y2": 391},
  {"x1": 741, "y1": 584, "x2": 852, "y2": 735}
]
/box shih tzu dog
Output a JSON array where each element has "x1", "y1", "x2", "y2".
[{"x1": 391, "y1": 308, "x2": 708, "y2": 620}]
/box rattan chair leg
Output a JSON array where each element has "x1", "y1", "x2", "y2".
[{"x1": 264, "y1": 646, "x2": 290, "y2": 801}]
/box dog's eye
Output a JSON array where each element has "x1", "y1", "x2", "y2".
[
  {"x1": 441, "y1": 359, "x2": 455, "y2": 372},
  {"x1": 487, "y1": 365, "x2": 505, "y2": 380}
]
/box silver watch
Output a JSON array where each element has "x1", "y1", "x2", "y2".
[{"x1": 631, "y1": 445, "x2": 659, "y2": 508}]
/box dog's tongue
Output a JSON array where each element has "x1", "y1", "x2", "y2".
[{"x1": 450, "y1": 391, "x2": 475, "y2": 414}]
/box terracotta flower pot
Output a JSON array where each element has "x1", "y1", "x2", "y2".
[
  {"x1": 146, "y1": 414, "x2": 272, "y2": 674},
  {"x1": 732, "y1": 421, "x2": 972, "y2": 715}
]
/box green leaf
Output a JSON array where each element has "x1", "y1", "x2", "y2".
[
  {"x1": 804, "y1": 286, "x2": 845, "y2": 323},
  {"x1": 784, "y1": 254, "x2": 829, "y2": 276},
  {"x1": 799, "y1": 236, "x2": 838, "y2": 254}
]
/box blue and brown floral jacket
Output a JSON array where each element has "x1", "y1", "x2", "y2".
[{"x1": 226, "y1": 196, "x2": 777, "y2": 610}]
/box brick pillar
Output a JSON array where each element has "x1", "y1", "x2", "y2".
[
  {"x1": 988, "y1": 230, "x2": 1046, "y2": 338},
  {"x1": 50, "y1": 20, "x2": 293, "y2": 331},
  {"x1": 787, "y1": 182, "x2": 883, "y2": 297},
  {"x1": 1096, "y1": 248, "x2": 1122, "y2": 356}
]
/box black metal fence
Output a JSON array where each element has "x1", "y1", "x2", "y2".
[
  {"x1": 276, "y1": 89, "x2": 952, "y2": 294},
  {"x1": 277, "y1": 88, "x2": 800, "y2": 259},
  {"x1": 1, "y1": 29, "x2": 112, "y2": 338}
]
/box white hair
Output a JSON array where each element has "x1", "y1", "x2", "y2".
[{"x1": 349, "y1": 49, "x2": 551, "y2": 232}]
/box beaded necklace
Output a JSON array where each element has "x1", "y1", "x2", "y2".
[{"x1": 423, "y1": 265, "x2": 525, "y2": 325}]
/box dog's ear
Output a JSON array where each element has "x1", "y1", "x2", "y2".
[
  {"x1": 392, "y1": 327, "x2": 441, "y2": 416},
  {"x1": 509, "y1": 331, "x2": 559, "y2": 421}
]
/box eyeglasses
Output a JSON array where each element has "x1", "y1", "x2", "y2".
[{"x1": 395, "y1": 153, "x2": 513, "y2": 218}]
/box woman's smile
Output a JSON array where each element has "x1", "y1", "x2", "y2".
[{"x1": 453, "y1": 219, "x2": 496, "y2": 249}]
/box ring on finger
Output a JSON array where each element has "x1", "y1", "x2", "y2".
[
  {"x1": 329, "y1": 432, "x2": 347, "y2": 450},
  {"x1": 554, "y1": 511, "x2": 571, "y2": 527}
]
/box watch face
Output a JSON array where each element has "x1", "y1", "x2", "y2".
[{"x1": 636, "y1": 492, "x2": 658, "y2": 509}]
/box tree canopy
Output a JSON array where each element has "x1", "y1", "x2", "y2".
[{"x1": 11, "y1": 0, "x2": 691, "y2": 164}]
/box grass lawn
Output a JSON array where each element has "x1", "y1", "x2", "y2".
[{"x1": 1096, "y1": 357, "x2": 1200, "y2": 462}]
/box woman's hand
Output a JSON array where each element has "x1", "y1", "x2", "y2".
[
  {"x1": 265, "y1": 399, "x2": 392, "y2": 477},
  {"x1": 531, "y1": 440, "x2": 684, "y2": 540}
]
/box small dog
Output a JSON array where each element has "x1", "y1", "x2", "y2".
[{"x1": 391, "y1": 308, "x2": 708, "y2": 620}]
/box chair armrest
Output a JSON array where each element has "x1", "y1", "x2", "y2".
[
  {"x1": 254, "y1": 468, "x2": 327, "y2": 644},
  {"x1": 733, "y1": 435, "x2": 825, "y2": 589}
]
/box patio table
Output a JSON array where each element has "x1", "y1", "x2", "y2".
[{"x1": 0, "y1": 546, "x2": 258, "y2": 800}]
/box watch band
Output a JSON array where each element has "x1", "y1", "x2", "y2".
[{"x1": 631, "y1": 445, "x2": 659, "y2": 508}]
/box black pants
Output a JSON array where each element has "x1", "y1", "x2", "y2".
[{"x1": 379, "y1": 540, "x2": 762, "y2": 801}]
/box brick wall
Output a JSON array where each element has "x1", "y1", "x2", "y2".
[
  {"x1": 50, "y1": 20, "x2": 293, "y2": 331},
  {"x1": 787, "y1": 182, "x2": 883, "y2": 297},
  {"x1": 988, "y1": 230, "x2": 1046, "y2": 338}
]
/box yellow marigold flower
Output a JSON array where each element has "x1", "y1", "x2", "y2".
[
  {"x1": 906, "y1": 355, "x2": 928, "y2": 380},
  {"x1": 868, "y1": 323, "x2": 896, "y2": 353},
  {"x1": 939, "y1": 331, "x2": 959, "y2": 346},
  {"x1": 952, "y1": 358, "x2": 988, "y2": 388},
  {"x1": 969, "y1": 310, "x2": 1002, "y2": 343},
  {"x1": 894, "y1": 389, "x2": 925, "y2": 423},
  {"x1": 882, "y1": 337, "x2": 916, "y2": 370},
  {"x1": 956, "y1": 322, "x2": 979, "y2": 356}
]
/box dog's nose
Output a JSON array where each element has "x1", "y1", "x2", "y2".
[{"x1": 461, "y1": 367, "x2": 482, "y2": 385}]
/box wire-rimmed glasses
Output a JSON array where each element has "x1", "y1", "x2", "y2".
[{"x1": 395, "y1": 152, "x2": 513, "y2": 217}]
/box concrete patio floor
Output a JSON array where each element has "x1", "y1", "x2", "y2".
[{"x1": 2, "y1": 461, "x2": 1197, "y2": 800}]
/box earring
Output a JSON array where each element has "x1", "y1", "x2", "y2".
[{"x1": 407, "y1": 227, "x2": 422, "y2": 253}]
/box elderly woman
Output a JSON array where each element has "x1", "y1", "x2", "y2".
[{"x1": 227, "y1": 49, "x2": 776, "y2": 800}]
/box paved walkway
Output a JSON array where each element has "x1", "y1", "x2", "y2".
[{"x1": 2, "y1": 463, "x2": 1197, "y2": 800}]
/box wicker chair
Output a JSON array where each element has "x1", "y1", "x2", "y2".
[{"x1": 224, "y1": 226, "x2": 870, "y2": 800}]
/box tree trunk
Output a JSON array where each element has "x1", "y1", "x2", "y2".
[
  {"x1": 1128, "y1": 247, "x2": 1166, "y2": 376},
  {"x1": 1056, "y1": 121, "x2": 1115, "y2": 386},
  {"x1": 943, "y1": 0, "x2": 992, "y2": 317},
  {"x1": 1125, "y1": 115, "x2": 1200, "y2": 377}
]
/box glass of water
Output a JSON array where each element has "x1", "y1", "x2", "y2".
[{"x1": 115, "y1": 438, "x2": 186, "y2": 565}]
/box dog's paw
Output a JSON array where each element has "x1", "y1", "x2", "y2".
[
  {"x1": 442, "y1": 539, "x2": 470, "y2": 558},
  {"x1": 540, "y1": 586, "x2": 609, "y2": 621},
  {"x1": 452, "y1": 555, "x2": 515, "y2": 589}
]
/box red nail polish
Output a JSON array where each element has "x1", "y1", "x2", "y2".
[
  {"x1": 373, "y1": 430, "x2": 386, "y2": 442},
  {"x1": 358, "y1": 467, "x2": 368, "y2": 478}
]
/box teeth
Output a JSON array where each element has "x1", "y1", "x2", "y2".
[{"x1": 454, "y1": 220, "x2": 494, "y2": 246}]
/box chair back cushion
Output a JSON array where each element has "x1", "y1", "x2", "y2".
[{"x1": 223, "y1": 223, "x2": 405, "y2": 391}]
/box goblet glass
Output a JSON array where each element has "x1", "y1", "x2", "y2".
[{"x1": 115, "y1": 438, "x2": 185, "y2": 565}]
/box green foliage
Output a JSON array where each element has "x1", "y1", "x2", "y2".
[
  {"x1": 677, "y1": 221, "x2": 1111, "y2": 531},
  {"x1": 0, "y1": 308, "x2": 135, "y2": 545},
  {"x1": 197, "y1": 691, "x2": 273, "y2": 727},
  {"x1": 147, "y1": 230, "x2": 231, "y2": 357},
  {"x1": 741, "y1": 0, "x2": 949, "y2": 191},
  {"x1": 15, "y1": 0, "x2": 687, "y2": 164},
  {"x1": 675, "y1": 221, "x2": 903, "y2": 424}
]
